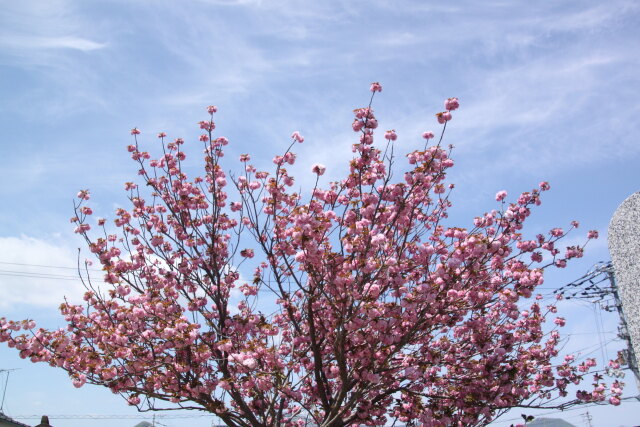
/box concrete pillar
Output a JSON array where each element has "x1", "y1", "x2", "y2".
[{"x1": 608, "y1": 192, "x2": 640, "y2": 383}]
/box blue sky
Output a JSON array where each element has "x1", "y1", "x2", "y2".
[{"x1": 0, "y1": 1, "x2": 639, "y2": 426}]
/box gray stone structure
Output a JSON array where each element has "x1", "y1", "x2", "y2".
[{"x1": 608, "y1": 192, "x2": 640, "y2": 383}]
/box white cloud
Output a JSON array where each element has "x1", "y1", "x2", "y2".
[
  {"x1": 0, "y1": 0, "x2": 107, "y2": 55},
  {"x1": 535, "y1": 1, "x2": 639, "y2": 33},
  {"x1": 0, "y1": 35, "x2": 106, "y2": 51},
  {"x1": 0, "y1": 236, "x2": 87, "y2": 308}
]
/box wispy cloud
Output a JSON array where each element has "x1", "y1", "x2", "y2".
[
  {"x1": 0, "y1": 35, "x2": 106, "y2": 51},
  {"x1": 0, "y1": 0, "x2": 107, "y2": 57},
  {"x1": 0, "y1": 0, "x2": 638, "y2": 298},
  {"x1": 0, "y1": 236, "x2": 86, "y2": 309}
]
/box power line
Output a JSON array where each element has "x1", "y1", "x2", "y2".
[
  {"x1": 0, "y1": 269, "x2": 98, "y2": 280},
  {"x1": 0, "y1": 263, "x2": 284, "y2": 294},
  {"x1": 0, "y1": 271, "x2": 104, "y2": 282},
  {"x1": 0, "y1": 261, "x2": 101, "y2": 272}
]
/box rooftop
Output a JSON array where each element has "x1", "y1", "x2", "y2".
[{"x1": 0, "y1": 411, "x2": 31, "y2": 427}]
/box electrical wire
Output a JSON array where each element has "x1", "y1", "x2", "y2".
[
  {"x1": 593, "y1": 303, "x2": 607, "y2": 365},
  {"x1": 597, "y1": 302, "x2": 610, "y2": 362},
  {"x1": 0, "y1": 261, "x2": 101, "y2": 272},
  {"x1": 0, "y1": 269, "x2": 102, "y2": 281}
]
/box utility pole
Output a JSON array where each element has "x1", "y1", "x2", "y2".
[{"x1": 0, "y1": 368, "x2": 20, "y2": 413}]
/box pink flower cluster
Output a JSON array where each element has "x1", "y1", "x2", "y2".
[{"x1": 0, "y1": 85, "x2": 621, "y2": 427}]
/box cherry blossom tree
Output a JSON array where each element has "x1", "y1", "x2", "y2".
[{"x1": 0, "y1": 83, "x2": 624, "y2": 426}]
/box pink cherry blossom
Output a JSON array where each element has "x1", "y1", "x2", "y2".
[
  {"x1": 436, "y1": 111, "x2": 452, "y2": 124},
  {"x1": 77, "y1": 189, "x2": 90, "y2": 200},
  {"x1": 291, "y1": 131, "x2": 304, "y2": 143},
  {"x1": 384, "y1": 129, "x2": 397, "y2": 141},
  {"x1": 0, "y1": 83, "x2": 618, "y2": 427},
  {"x1": 240, "y1": 248, "x2": 254, "y2": 258},
  {"x1": 311, "y1": 163, "x2": 326, "y2": 175},
  {"x1": 242, "y1": 358, "x2": 257, "y2": 369},
  {"x1": 128, "y1": 396, "x2": 141, "y2": 406},
  {"x1": 445, "y1": 97, "x2": 460, "y2": 111}
]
